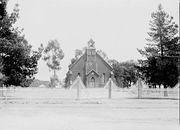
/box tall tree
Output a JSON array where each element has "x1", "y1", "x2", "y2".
[
  {"x1": 43, "y1": 39, "x2": 64, "y2": 87},
  {"x1": 0, "y1": 0, "x2": 6, "y2": 20},
  {"x1": 137, "y1": 4, "x2": 179, "y2": 88},
  {"x1": 111, "y1": 60, "x2": 138, "y2": 88},
  {"x1": 0, "y1": 1, "x2": 43, "y2": 87}
]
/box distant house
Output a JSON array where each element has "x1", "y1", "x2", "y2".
[{"x1": 67, "y1": 39, "x2": 113, "y2": 87}]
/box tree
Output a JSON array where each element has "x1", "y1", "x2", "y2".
[
  {"x1": 111, "y1": 60, "x2": 138, "y2": 88},
  {"x1": 137, "y1": 4, "x2": 179, "y2": 88},
  {"x1": 0, "y1": 0, "x2": 6, "y2": 20},
  {"x1": 111, "y1": 61, "x2": 124, "y2": 87},
  {"x1": 43, "y1": 39, "x2": 64, "y2": 87},
  {"x1": 139, "y1": 4, "x2": 178, "y2": 58},
  {"x1": 0, "y1": 1, "x2": 43, "y2": 87},
  {"x1": 108, "y1": 59, "x2": 119, "y2": 66},
  {"x1": 120, "y1": 61, "x2": 138, "y2": 86},
  {"x1": 64, "y1": 71, "x2": 71, "y2": 88}
]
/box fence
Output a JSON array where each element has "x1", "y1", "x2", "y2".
[
  {"x1": 129, "y1": 85, "x2": 179, "y2": 99},
  {"x1": 141, "y1": 88, "x2": 179, "y2": 99},
  {"x1": 0, "y1": 86, "x2": 179, "y2": 104}
]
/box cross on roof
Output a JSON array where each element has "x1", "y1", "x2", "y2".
[{"x1": 88, "y1": 38, "x2": 95, "y2": 48}]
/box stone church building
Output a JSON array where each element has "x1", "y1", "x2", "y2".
[{"x1": 68, "y1": 39, "x2": 113, "y2": 88}]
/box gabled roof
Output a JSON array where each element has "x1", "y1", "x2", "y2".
[
  {"x1": 69, "y1": 53, "x2": 85, "y2": 70},
  {"x1": 86, "y1": 69, "x2": 99, "y2": 76},
  {"x1": 96, "y1": 53, "x2": 113, "y2": 71},
  {"x1": 69, "y1": 47, "x2": 113, "y2": 72}
]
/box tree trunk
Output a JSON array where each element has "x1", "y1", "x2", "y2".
[
  {"x1": 160, "y1": 30, "x2": 164, "y2": 58},
  {"x1": 159, "y1": 84, "x2": 161, "y2": 89},
  {"x1": 53, "y1": 70, "x2": 56, "y2": 87}
]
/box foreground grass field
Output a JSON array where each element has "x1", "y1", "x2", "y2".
[{"x1": 0, "y1": 87, "x2": 179, "y2": 130}]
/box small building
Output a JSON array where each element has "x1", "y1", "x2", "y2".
[{"x1": 68, "y1": 39, "x2": 113, "y2": 87}]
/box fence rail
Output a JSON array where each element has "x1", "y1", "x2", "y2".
[
  {"x1": 0, "y1": 87, "x2": 179, "y2": 104},
  {"x1": 129, "y1": 86, "x2": 179, "y2": 99}
]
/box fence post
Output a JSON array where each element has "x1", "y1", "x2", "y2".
[
  {"x1": 0, "y1": 87, "x2": 3, "y2": 97},
  {"x1": 108, "y1": 78, "x2": 112, "y2": 99},
  {"x1": 138, "y1": 78, "x2": 142, "y2": 99},
  {"x1": 0, "y1": 87, "x2": 3, "y2": 102},
  {"x1": 163, "y1": 86, "x2": 168, "y2": 97},
  {"x1": 4, "y1": 86, "x2": 7, "y2": 103},
  {"x1": 76, "y1": 76, "x2": 80, "y2": 100}
]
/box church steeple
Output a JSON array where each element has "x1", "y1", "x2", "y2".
[
  {"x1": 86, "y1": 39, "x2": 96, "y2": 59},
  {"x1": 86, "y1": 39, "x2": 97, "y2": 73}
]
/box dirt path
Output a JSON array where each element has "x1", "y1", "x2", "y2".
[{"x1": 0, "y1": 98, "x2": 179, "y2": 130}]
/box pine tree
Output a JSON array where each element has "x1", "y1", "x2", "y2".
[
  {"x1": 0, "y1": 1, "x2": 43, "y2": 87},
  {"x1": 137, "y1": 4, "x2": 179, "y2": 88}
]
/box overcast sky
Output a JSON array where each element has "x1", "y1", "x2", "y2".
[{"x1": 7, "y1": 0, "x2": 179, "y2": 81}]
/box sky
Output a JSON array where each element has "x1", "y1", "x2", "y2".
[{"x1": 7, "y1": 0, "x2": 179, "y2": 81}]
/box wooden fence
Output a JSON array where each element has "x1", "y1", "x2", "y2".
[{"x1": 0, "y1": 86, "x2": 179, "y2": 104}]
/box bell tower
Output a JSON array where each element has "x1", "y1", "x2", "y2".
[{"x1": 86, "y1": 39, "x2": 97, "y2": 73}]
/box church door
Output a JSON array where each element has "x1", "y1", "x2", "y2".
[{"x1": 89, "y1": 77, "x2": 95, "y2": 88}]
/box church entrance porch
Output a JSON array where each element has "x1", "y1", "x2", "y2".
[{"x1": 86, "y1": 70, "x2": 99, "y2": 88}]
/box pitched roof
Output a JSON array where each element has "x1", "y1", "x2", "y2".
[
  {"x1": 96, "y1": 53, "x2": 113, "y2": 71},
  {"x1": 69, "y1": 48, "x2": 113, "y2": 72},
  {"x1": 69, "y1": 54, "x2": 85, "y2": 70},
  {"x1": 86, "y1": 69, "x2": 99, "y2": 76}
]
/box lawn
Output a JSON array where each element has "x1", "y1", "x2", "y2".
[{"x1": 0, "y1": 87, "x2": 179, "y2": 130}]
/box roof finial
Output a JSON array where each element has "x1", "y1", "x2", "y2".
[{"x1": 88, "y1": 38, "x2": 95, "y2": 48}]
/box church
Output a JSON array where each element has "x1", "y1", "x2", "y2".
[{"x1": 67, "y1": 39, "x2": 113, "y2": 88}]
